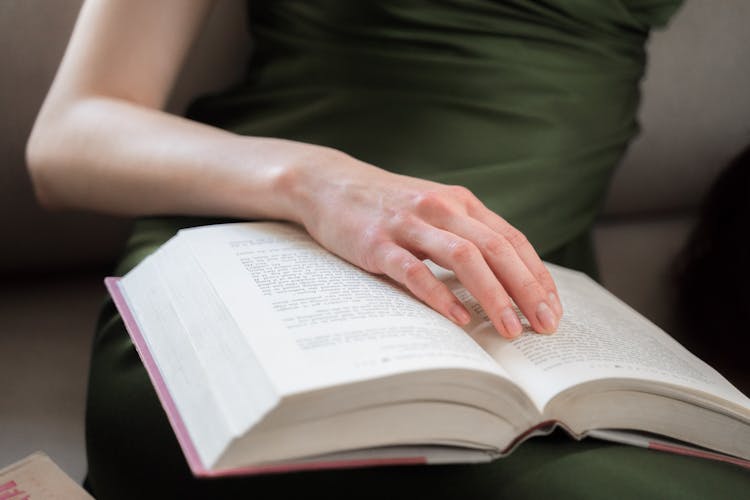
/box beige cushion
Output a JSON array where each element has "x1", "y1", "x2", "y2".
[
  {"x1": 603, "y1": 0, "x2": 750, "y2": 216},
  {"x1": 0, "y1": 275, "x2": 103, "y2": 482}
]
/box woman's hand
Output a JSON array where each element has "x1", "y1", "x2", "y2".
[{"x1": 285, "y1": 149, "x2": 563, "y2": 338}]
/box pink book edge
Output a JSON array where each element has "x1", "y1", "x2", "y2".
[
  {"x1": 588, "y1": 430, "x2": 750, "y2": 470},
  {"x1": 104, "y1": 277, "x2": 427, "y2": 478},
  {"x1": 648, "y1": 441, "x2": 750, "y2": 470}
]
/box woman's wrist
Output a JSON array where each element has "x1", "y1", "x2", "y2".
[
  {"x1": 192, "y1": 135, "x2": 311, "y2": 224},
  {"x1": 266, "y1": 142, "x2": 352, "y2": 227}
]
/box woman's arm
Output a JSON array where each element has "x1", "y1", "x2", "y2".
[
  {"x1": 27, "y1": 0, "x2": 561, "y2": 337},
  {"x1": 26, "y1": 0, "x2": 303, "y2": 220}
]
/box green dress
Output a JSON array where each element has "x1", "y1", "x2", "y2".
[{"x1": 85, "y1": 1, "x2": 749, "y2": 498}]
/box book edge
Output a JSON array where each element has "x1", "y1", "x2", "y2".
[
  {"x1": 0, "y1": 451, "x2": 49, "y2": 476},
  {"x1": 587, "y1": 429, "x2": 750, "y2": 470},
  {"x1": 105, "y1": 277, "x2": 209, "y2": 476},
  {"x1": 199, "y1": 456, "x2": 427, "y2": 478}
]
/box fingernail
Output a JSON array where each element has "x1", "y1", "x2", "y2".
[
  {"x1": 450, "y1": 304, "x2": 471, "y2": 325},
  {"x1": 536, "y1": 302, "x2": 557, "y2": 333},
  {"x1": 549, "y1": 292, "x2": 563, "y2": 317},
  {"x1": 501, "y1": 307, "x2": 523, "y2": 338}
]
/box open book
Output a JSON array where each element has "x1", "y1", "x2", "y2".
[{"x1": 106, "y1": 222, "x2": 750, "y2": 476}]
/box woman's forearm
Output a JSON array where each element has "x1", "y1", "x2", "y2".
[
  {"x1": 26, "y1": 0, "x2": 320, "y2": 223},
  {"x1": 26, "y1": 94, "x2": 328, "y2": 223}
]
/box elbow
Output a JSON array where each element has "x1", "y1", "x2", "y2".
[
  {"x1": 25, "y1": 104, "x2": 80, "y2": 212},
  {"x1": 25, "y1": 127, "x2": 62, "y2": 210}
]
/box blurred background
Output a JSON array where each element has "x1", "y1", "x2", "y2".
[{"x1": 1, "y1": 0, "x2": 749, "y2": 483}]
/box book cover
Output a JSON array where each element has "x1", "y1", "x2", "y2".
[{"x1": 0, "y1": 452, "x2": 93, "y2": 500}]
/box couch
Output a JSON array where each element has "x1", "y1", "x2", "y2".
[{"x1": 1, "y1": 0, "x2": 748, "y2": 483}]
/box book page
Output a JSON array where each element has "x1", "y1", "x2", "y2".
[
  {"x1": 181, "y1": 223, "x2": 506, "y2": 395},
  {"x1": 437, "y1": 263, "x2": 749, "y2": 412}
]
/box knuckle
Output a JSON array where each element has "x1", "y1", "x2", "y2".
[
  {"x1": 360, "y1": 251, "x2": 378, "y2": 273},
  {"x1": 537, "y1": 271, "x2": 556, "y2": 291},
  {"x1": 361, "y1": 224, "x2": 388, "y2": 252},
  {"x1": 388, "y1": 208, "x2": 412, "y2": 228},
  {"x1": 519, "y1": 277, "x2": 542, "y2": 295},
  {"x1": 494, "y1": 296, "x2": 514, "y2": 312},
  {"x1": 447, "y1": 239, "x2": 477, "y2": 264},
  {"x1": 402, "y1": 257, "x2": 426, "y2": 282},
  {"x1": 392, "y1": 214, "x2": 424, "y2": 247},
  {"x1": 480, "y1": 288, "x2": 512, "y2": 312},
  {"x1": 447, "y1": 184, "x2": 473, "y2": 200},
  {"x1": 422, "y1": 278, "x2": 448, "y2": 302},
  {"x1": 505, "y1": 228, "x2": 530, "y2": 249},
  {"x1": 413, "y1": 190, "x2": 448, "y2": 215},
  {"x1": 361, "y1": 243, "x2": 385, "y2": 272},
  {"x1": 482, "y1": 237, "x2": 512, "y2": 259}
]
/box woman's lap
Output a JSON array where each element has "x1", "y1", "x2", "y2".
[{"x1": 85, "y1": 300, "x2": 749, "y2": 499}]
